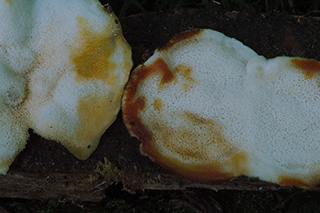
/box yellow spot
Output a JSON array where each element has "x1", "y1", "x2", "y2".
[
  {"x1": 183, "y1": 83, "x2": 191, "y2": 91},
  {"x1": 72, "y1": 17, "x2": 117, "y2": 85},
  {"x1": 153, "y1": 98, "x2": 163, "y2": 111},
  {"x1": 174, "y1": 64, "x2": 198, "y2": 91},
  {"x1": 174, "y1": 64, "x2": 197, "y2": 83},
  {"x1": 5, "y1": 0, "x2": 13, "y2": 6}
]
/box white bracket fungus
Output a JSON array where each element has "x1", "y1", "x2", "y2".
[
  {"x1": 0, "y1": 0, "x2": 132, "y2": 174},
  {"x1": 122, "y1": 29, "x2": 320, "y2": 187}
]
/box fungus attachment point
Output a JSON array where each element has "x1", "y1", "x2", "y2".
[
  {"x1": 122, "y1": 29, "x2": 320, "y2": 187},
  {"x1": 0, "y1": 0, "x2": 132, "y2": 173}
]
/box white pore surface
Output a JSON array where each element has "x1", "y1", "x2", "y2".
[
  {"x1": 124, "y1": 29, "x2": 320, "y2": 185},
  {"x1": 245, "y1": 56, "x2": 320, "y2": 184},
  {"x1": 0, "y1": 0, "x2": 132, "y2": 173}
]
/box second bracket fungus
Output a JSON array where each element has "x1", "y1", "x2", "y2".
[
  {"x1": 122, "y1": 29, "x2": 320, "y2": 187},
  {"x1": 0, "y1": 0, "x2": 132, "y2": 173}
]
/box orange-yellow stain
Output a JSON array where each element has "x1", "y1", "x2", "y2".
[
  {"x1": 183, "y1": 111, "x2": 213, "y2": 125},
  {"x1": 291, "y1": 58, "x2": 320, "y2": 79},
  {"x1": 153, "y1": 98, "x2": 163, "y2": 111},
  {"x1": 69, "y1": 96, "x2": 113, "y2": 160},
  {"x1": 0, "y1": 158, "x2": 11, "y2": 171},
  {"x1": 72, "y1": 17, "x2": 117, "y2": 85},
  {"x1": 162, "y1": 129, "x2": 207, "y2": 161},
  {"x1": 230, "y1": 152, "x2": 248, "y2": 175},
  {"x1": 174, "y1": 64, "x2": 198, "y2": 91},
  {"x1": 174, "y1": 64, "x2": 196, "y2": 82},
  {"x1": 279, "y1": 176, "x2": 311, "y2": 188}
]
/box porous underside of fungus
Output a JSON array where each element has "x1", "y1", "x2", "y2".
[
  {"x1": 0, "y1": 0, "x2": 132, "y2": 174},
  {"x1": 122, "y1": 29, "x2": 320, "y2": 187}
]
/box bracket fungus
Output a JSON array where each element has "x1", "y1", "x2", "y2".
[
  {"x1": 122, "y1": 29, "x2": 320, "y2": 187},
  {"x1": 0, "y1": 0, "x2": 132, "y2": 174}
]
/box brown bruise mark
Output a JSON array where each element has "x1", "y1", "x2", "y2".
[
  {"x1": 153, "y1": 98, "x2": 163, "y2": 111},
  {"x1": 72, "y1": 17, "x2": 117, "y2": 85},
  {"x1": 279, "y1": 176, "x2": 311, "y2": 188},
  {"x1": 291, "y1": 58, "x2": 320, "y2": 79},
  {"x1": 103, "y1": 3, "x2": 113, "y2": 13},
  {"x1": 159, "y1": 29, "x2": 202, "y2": 51}
]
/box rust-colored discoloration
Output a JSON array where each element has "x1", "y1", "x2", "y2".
[
  {"x1": 72, "y1": 17, "x2": 117, "y2": 85},
  {"x1": 291, "y1": 58, "x2": 320, "y2": 79},
  {"x1": 152, "y1": 112, "x2": 230, "y2": 163},
  {"x1": 123, "y1": 96, "x2": 149, "y2": 143},
  {"x1": 279, "y1": 176, "x2": 311, "y2": 188},
  {"x1": 147, "y1": 112, "x2": 248, "y2": 182},
  {"x1": 134, "y1": 58, "x2": 175, "y2": 86},
  {"x1": 138, "y1": 116, "x2": 235, "y2": 182},
  {"x1": 159, "y1": 29, "x2": 202, "y2": 51},
  {"x1": 123, "y1": 58, "x2": 174, "y2": 143},
  {"x1": 151, "y1": 154, "x2": 234, "y2": 183},
  {"x1": 153, "y1": 98, "x2": 163, "y2": 111}
]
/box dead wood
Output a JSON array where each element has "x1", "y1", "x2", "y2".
[{"x1": 2, "y1": 5, "x2": 320, "y2": 201}]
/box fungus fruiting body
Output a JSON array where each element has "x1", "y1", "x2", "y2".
[
  {"x1": 122, "y1": 29, "x2": 320, "y2": 187},
  {"x1": 0, "y1": 0, "x2": 132, "y2": 174}
]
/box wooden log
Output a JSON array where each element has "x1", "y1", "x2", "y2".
[
  {"x1": 0, "y1": 172, "x2": 104, "y2": 202},
  {"x1": 1, "y1": 5, "x2": 320, "y2": 201}
]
